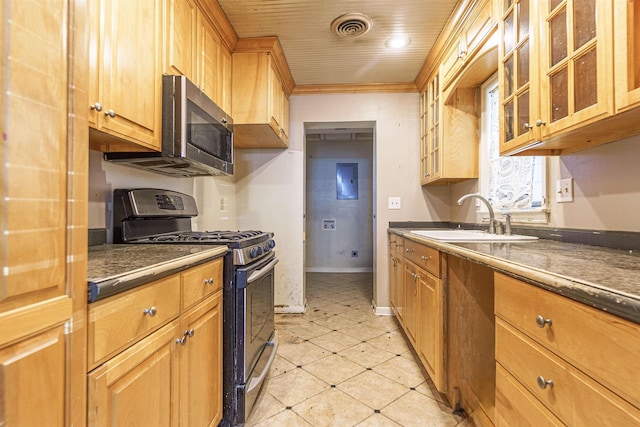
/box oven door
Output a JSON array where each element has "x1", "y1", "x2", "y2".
[
  {"x1": 236, "y1": 252, "x2": 278, "y2": 381},
  {"x1": 235, "y1": 252, "x2": 279, "y2": 421}
]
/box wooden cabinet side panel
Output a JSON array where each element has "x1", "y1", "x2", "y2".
[{"x1": 447, "y1": 256, "x2": 495, "y2": 425}]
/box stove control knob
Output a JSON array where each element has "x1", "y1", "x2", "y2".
[
  {"x1": 250, "y1": 247, "x2": 259, "y2": 258},
  {"x1": 256, "y1": 246, "x2": 263, "y2": 256},
  {"x1": 268, "y1": 240, "x2": 276, "y2": 249},
  {"x1": 263, "y1": 244, "x2": 270, "y2": 252}
]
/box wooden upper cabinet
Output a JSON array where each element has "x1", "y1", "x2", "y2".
[
  {"x1": 232, "y1": 37, "x2": 294, "y2": 148},
  {"x1": 499, "y1": 0, "x2": 614, "y2": 155},
  {"x1": 89, "y1": 0, "x2": 163, "y2": 152},
  {"x1": 614, "y1": 1, "x2": 640, "y2": 112},
  {"x1": 441, "y1": 0, "x2": 496, "y2": 90},
  {"x1": 164, "y1": 0, "x2": 233, "y2": 112},
  {"x1": 165, "y1": 0, "x2": 198, "y2": 81},
  {"x1": 420, "y1": 74, "x2": 479, "y2": 186}
]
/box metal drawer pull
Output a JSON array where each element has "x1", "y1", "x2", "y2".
[
  {"x1": 537, "y1": 376, "x2": 554, "y2": 390},
  {"x1": 143, "y1": 306, "x2": 157, "y2": 317},
  {"x1": 535, "y1": 315, "x2": 552, "y2": 328},
  {"x1": 420, "y1": 255, "x2": 431, "y2": 261},
  {"x1": 204, "y1": 277, "x2": 214, "y2": 285},
  {"x1": 90, "y1": 102, "x2": 102, "y2": 112},
  {"x1": 104, "y1": 109, "x2": 116, "y2": 118}
]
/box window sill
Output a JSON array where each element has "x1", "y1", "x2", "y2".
[{"x1": 476, "y1": 208, "x2": 550, "y2": 225}]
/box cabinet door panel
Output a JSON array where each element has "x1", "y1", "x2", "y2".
[
  {"x1": 417, "y1": 271, "x2": 443, "y2": 390},
  {"x1": 165, "y1": 0, "x2": 197, "y2": 80},
  {"x1": 180, "y1": 292, "x2": 223, "y2": 427},
  {"x1": 614, "y1": 0, "x2": 640, "y2": 111},
  {"x1": 88, "y1": 321, "x2": 180, "y2": 427},
  {"x1": 98, "y1": 0, "x2": 162, "y2": 149},
  {"x1": 0, "y1": 325, "x2": 66, "y2": 426}
]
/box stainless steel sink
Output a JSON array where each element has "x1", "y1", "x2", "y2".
[{"x1": 410, "y1": 229, "x2": 539, "y2": 242}]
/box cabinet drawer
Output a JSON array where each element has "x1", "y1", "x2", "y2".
[
  {"x1": 89, "y1": 275, "x2": 180, "y2": 368},
  {"x1": 404, "y1": 240, "x2": 440, "y2": 277},
  {"x1": 182, "y1": 258, "x2": 223, "y2": 309},
  {"x1": 495, "y1": 364, "x2": 563, "y2": 427},
  {"x1": 496, "y1": 320, "x2": 640, "y2": 426},
  {"x1": 495, "y1": 272, "x2": 640, "y2": 408}
]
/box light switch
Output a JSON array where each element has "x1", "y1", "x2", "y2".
[{"x1": 556, "y1": 178, "x2": 574, "y2": 203}]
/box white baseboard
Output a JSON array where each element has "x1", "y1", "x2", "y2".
[
  {"x1": 373, "y1": 305, "x2": 394, "y2": 316},
  {"x1": 275, "y1": 305, "x2": 306, "y2": 314},
  {"x1": 305, "y1": 267, "x2": 374, "y2": 273}
]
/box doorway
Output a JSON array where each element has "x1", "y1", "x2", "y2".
[{"x1": 303, "y1": 122, "x2": 376, "y2": 302}]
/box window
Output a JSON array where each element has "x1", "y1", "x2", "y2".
[{"x1": 479, "y1": 75, "x2": 549, "y2": 224}]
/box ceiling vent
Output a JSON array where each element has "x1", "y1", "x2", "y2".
[{"x1": 331, "y1": 13, "x2": 373, "y2": 39}]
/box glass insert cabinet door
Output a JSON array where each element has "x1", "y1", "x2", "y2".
[
  {"x1": 499, "y1": 0, "x2": 612, "y2": 155},
  {"x1": 420, "y1": 73, "x2": 441, "y2": 185},
  {"x1": 499, "y1": 0, "x2": 540, "y2": 154}
]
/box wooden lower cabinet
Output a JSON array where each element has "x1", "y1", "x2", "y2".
[
  {"x1": 179, "y1": 291, "x2": 223, "y2": 427},
  {"x1": 494, "y1": 272, "x2": 640, "y2": 425},
  {"x1": 88, "y1": 320, "x2": 180, "y2": 426},
  {"x1": 416, "y1": 269, "x2": 444, "y2": 391},
  {"x1": 389, "y1": 234, "x2": 444, "y2": 393},
  {"x1": 403, "y1": 262, "x2": 419, "y2": 347},
  {"x1": 88, "y1": 259, "x2": 224, "y2": 426},
  {"x1": 495, "y1": 364, "x2": 563, "y2": 427}
]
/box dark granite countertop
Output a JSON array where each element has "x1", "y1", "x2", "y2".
[
  {"x1": 88, "y1": 244, "x2": 228, "y2": 302},
  {"x1": 389, "y1": 228, "x2": 640, "y2": 325}
]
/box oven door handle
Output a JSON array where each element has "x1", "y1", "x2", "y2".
[
  {"x1": 247, "y1": 335, "x2": 279, "y2": 393},
  {"x1": 247, "y1": 257, "x2": 279, "y2": 284}
]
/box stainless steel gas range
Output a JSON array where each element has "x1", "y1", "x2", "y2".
[{"x1": 113, "y1": 188, "x2": 278, "y2": 426}]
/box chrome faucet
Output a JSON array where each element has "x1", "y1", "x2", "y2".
[{"x1": 457, "y1": 193, "x2": 497, "y2": 234}]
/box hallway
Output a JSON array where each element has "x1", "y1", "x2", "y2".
[{"x1": 246, "y1": 273, "x2": 469, "y2": 426}]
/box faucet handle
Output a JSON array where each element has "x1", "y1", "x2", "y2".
[
  {"x1": 504, "y1": 213, "x2": 512, "y2": 235},
  {"x1": 494, "y1": 220, "x2": 504, "y2": 235}
]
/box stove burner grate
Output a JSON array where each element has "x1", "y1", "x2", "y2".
[{"x1": 148, "y1": 230, "x2": 265, "y2": 243}]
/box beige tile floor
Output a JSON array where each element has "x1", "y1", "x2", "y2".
[{"x1": 246, "y1": 272, "x2": 470, "y2": 427}]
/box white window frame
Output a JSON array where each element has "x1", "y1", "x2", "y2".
[{"x1": 478, "y1": 74, "x2": 549, "y2": 225}]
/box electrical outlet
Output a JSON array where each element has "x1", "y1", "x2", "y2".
[
  {"x1": 556, "y1": 178, "x2": 574, "y2": 203},
  {"x1": 388, "y1": 197, "x2": 401, "y2": 210},
  {"x1": 322, "y1": 219, "x2": 336, "y2": 230}
]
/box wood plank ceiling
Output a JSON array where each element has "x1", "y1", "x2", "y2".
[{"x1": 217, "y1": 0, "x2": 458, "y2": 89}]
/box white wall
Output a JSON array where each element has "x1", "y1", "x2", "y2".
[
  {"x1": 88, "y1": 150, "x2": 236, "y2": 241},
  {"x1": 306, "y1": 138, "x2": 373, "y2": 272},
  {"x1": 234, "y1": 92, "x2": 448, "y2": 314}
]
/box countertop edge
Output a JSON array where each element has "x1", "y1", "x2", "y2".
[
  {"x1": 389, "y1": 228, "x2": 640, "y2": 325},
  {"x1": 88, "y1": 246, "x2": 228, "y2": 302}
]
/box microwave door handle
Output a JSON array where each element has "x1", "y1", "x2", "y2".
[
  {"x1": 246, "y1": 258, "x2": 279, "y2": 284},
  {"x1": 247, "y1": 335, "x2": 279, "y2": 393}
]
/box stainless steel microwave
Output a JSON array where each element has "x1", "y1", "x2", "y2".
[{"x1": 104, "y1": 75, "x2": 233, "y2": 177}]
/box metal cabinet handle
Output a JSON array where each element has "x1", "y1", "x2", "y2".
[
  {"x1": 204, "y1": 277, "x2": 214, "y2": 285},
  {"x1": 176, "y1": 329, "x2": 195, "y2": 346},
  {"x1": 221, "y1": 117, "x2": 227, "y2": 124},
  {"x1": 537, "y1": 376, "x2": 554, "y2": 390},
  {"x1": 104, "y1": 109, "x2": 116, "y2": 118},
  {"x1": 143, "y1": 306, "x2": 157, "y2": 317},
  {"x1": 523, "y1": 122, "x2": 533, "y2": 130},
  {"x1": 90, "y1": 102, "x2": 102, "y2": 112},
  {"x1": 420, "y1": 255, "x2": 431, "y2": 261},
  {"x1": 535, "y1": 119, "x2": 546, "y2": 127},
  {"x1": 535, "y1": 315, "x2": 552, "y2": 328}
]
